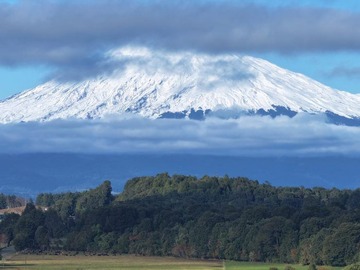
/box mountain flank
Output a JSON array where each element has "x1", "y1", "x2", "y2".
[{"x1": 1, "y1": 47, "x2": 360, "y2": 125}]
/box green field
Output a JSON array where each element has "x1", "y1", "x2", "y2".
[
  {"x1": 1, "y1": 254, "x2": 344, "y2": 270},
  {"x1": 225, "y1": 261, "x2": 343, "y2": 270},
  {"x1": 2, "y1": 254, "x2": 222, "y2": 270}
]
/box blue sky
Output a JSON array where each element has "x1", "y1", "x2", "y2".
[{"x1": 1, "y1": 0, "x2": 360, "y2": 99}]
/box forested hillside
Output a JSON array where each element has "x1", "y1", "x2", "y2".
[
  {"x1": 0, "y1": 193, "x2": 26, "y2": 209},
  {"x1": 1, "y1": 174, "x2": 360, "y2": 267}
]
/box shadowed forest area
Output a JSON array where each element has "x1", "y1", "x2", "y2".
[{"x1": 1, "y1": 174, "x2": 360, "y2": 268}]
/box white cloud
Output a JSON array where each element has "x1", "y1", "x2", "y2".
[{"x1": 1, "y1": 114, "x2": 360, "y2": 156}]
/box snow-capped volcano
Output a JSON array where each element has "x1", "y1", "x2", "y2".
[{"x1": 1, "y1": 46, "x2": 360, "y2": 124}]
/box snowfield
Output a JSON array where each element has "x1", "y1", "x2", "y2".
[{"x1": 1, "y1": 46, "x2": 360, "y2": 123}]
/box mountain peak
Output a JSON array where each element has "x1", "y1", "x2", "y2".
[{"x1": 1, "y1": 46, "x2": 360, "y2": 123}]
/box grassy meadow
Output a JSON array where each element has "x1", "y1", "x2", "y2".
[
  {"x1": 0, "y1": 254, "x2": 344, "y2": 270},
  {"x1": 1, "y1": 254, "x2": 222, "y2": 270},
  {"x1": 225, "y1": 261, "x2": 343, "y2": 270}
]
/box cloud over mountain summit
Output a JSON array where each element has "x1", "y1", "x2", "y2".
[{"x1": 1, "y1": 0, "x2": 360, "y2": 80}]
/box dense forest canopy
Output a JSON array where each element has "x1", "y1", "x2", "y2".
[{"x1": 1, "y1": 174, "x2": 360, "y2": 267}]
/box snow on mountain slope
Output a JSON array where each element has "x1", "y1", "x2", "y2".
[{"x1": 1, "y1": 46, "x2": 360, "y2": 123}]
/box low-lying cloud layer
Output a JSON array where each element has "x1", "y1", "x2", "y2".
[
  {"x1": 1, "y1": 1, "x2": 360, "y2": 79},
  {"x1": 2, "y1": 115, "x2": 360, "y2": 156}
]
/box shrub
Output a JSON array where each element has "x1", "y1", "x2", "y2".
[{"x1": 343, "y1": 263, "x2": 360, "y2": 270}]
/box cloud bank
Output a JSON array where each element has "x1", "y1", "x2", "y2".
[
  {"x1": 1, "y1": 0, "x2": 360, "y2": 77},
  {"x1": 2, "y1": 115, "x2": 360, "y2": 157}
]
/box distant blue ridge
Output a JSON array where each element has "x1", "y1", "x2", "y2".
[{"x1": 1, "y1": 154, "x2": 360, "y2": 198}]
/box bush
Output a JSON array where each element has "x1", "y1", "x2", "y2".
[
  {"x1": 343, "y1": 263, "x2": 360, "y2": 270},
  {"x1": 308, "y1": 263, "x2": 317, "y2": 270},
  {"x1": 269, "y1": 268, "x2": 279, "y2": 270},
  {"x1": 284, "y1": 266, "x2": 296, "y2": 270}
]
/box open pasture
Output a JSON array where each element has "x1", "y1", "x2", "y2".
[
  {"x1": 225, "y1": 261, "x2": 343, "y2": 270},
  {"x1": 2, "y1": 254, "x2": 222, "y2": 270},
  {"x1": 1, "y1": 254, "x2": 344, "y2": 270}
]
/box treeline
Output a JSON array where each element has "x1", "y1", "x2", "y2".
[
  {"x1": 0, "y1": 193, "x2": 26, "y2": 209},
  {"x1": 1, "y1": 174, "x2": 360, "y2": 267}
]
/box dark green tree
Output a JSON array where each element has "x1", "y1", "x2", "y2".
[
  {"x1": 44, "y1": 209, "x2": 66, "y2": 238},
  {"x1": 13, "y1": 203, "x2": 44, "y2": 251},
  {"x1": 323, "y1": 223, "x2": 360, "y2": 266},
  {"x1": 0, "y1": 194, "x2": 6, "y2": 209},
  {"x1": 75, "y1": 180, "x2": 112, "y2": 212},
  {"x1": 35, "y1": 226, "x2": 49, "y2": 249},
  {"x1": 0, "y1": 213, "x2": 20, "y2": 246}
]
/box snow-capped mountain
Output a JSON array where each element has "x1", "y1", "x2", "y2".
[{"x1": 1, "y1": 46, "x2": 360, "y2": 124}]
